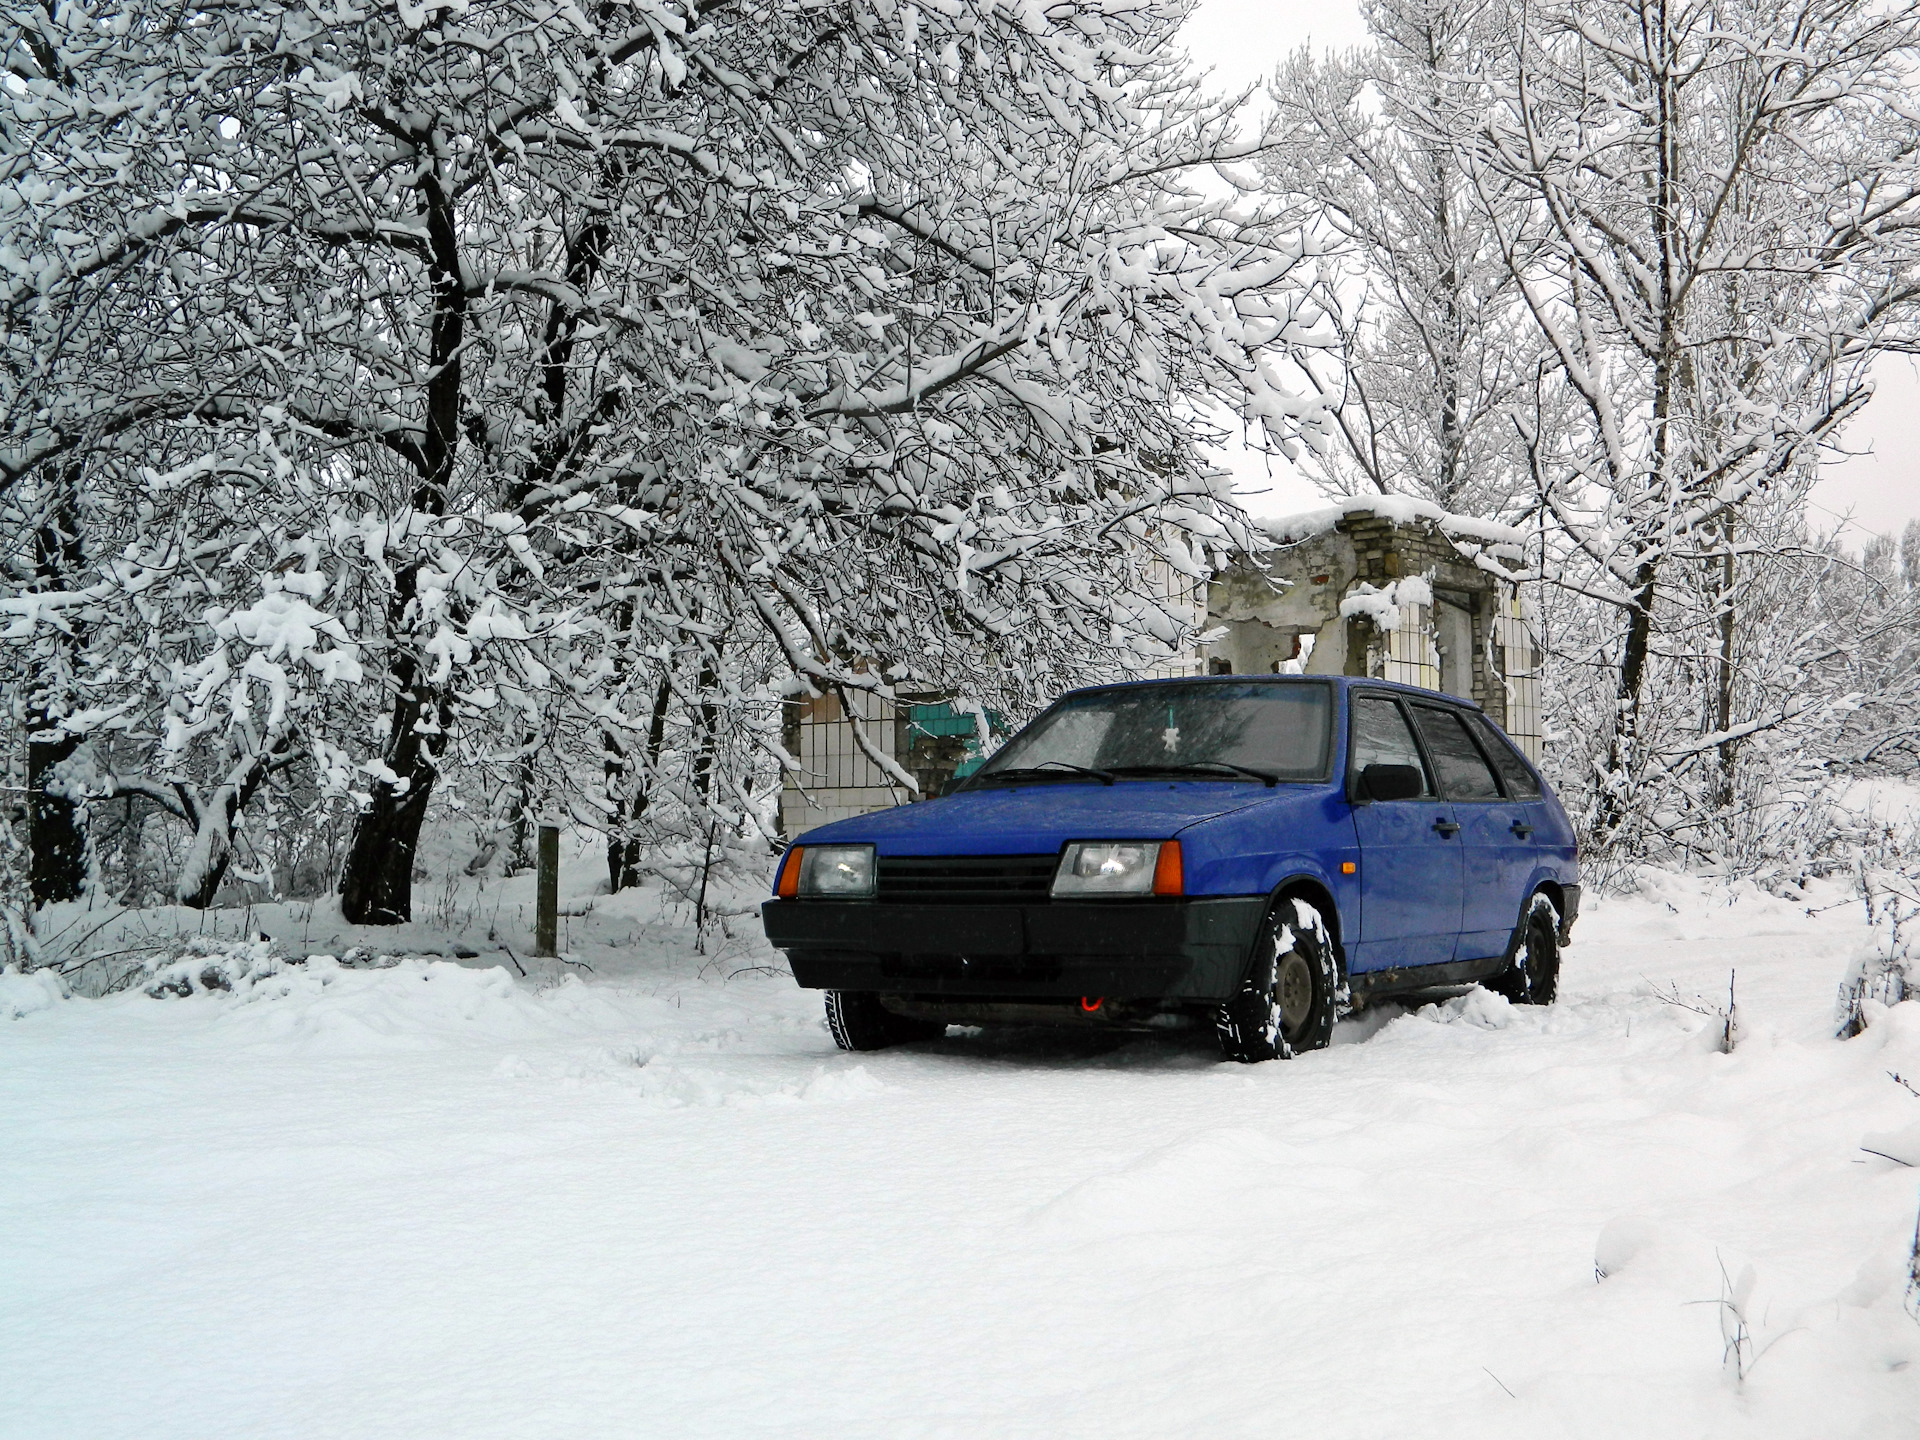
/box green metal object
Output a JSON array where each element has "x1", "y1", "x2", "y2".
[{"x1": 906, "y1": 702, "x2": 1005, "y2": 740}]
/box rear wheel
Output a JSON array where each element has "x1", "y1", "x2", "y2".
[
  {"x1": 1488, "y1": 892, "x2": 1560, "y2": 1005},
  {"x1": 825, "y1": 991, "x2": 946, "y2": 1051},
  {"x1": 1216, "y1": 898, "x2": 1339, "y2": 1063}
]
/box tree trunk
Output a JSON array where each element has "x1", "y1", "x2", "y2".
[
  {"x1": 338, "y1": 761, "x2": 438, "y2": 923},
  {"x1": 1714, "y1": 521, "x2": 1737, "y2": 810},
  {"x1": 174, "y1": 753, "x2": 278, "y2": 910},
  {"x1": 694, "y1": 650, "x2": 720, "y2": 801},
  {"x1": 507, "y1": 756, "x2": 535, "y2": 875},
  {"x1": 1595, "y1": 0, "x2": 1682, "y2": 850},
  {"x1": 1425, "y1": 19, "x2": 1464, "y2": 511},
  {"x1": 178, "y1": 837, "x2": 233, "y2": 911},
  {"x1": 26, "y1": 723, "x2": 84, "y2": 906},
  {"x1": 338, "y1": 569, "x2": 445, "y2": 924},
  {"x1": 604, "y1": 779, "x2": 635, "y2": 893},
  {"x1": 26, "y1": 481, "x2": 87, "y2": 906},
  {"x1": 606, "y1": 673, "x2": 672, "y2": 893},
  {"x1": 336, "y1": 167, "x2": 466, "y2": 926},
  {"x1": 1600, "y1": 560, "x2": 1660, "y2": 840}
]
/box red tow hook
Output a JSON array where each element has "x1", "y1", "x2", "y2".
[{"x1": 1080, "y1": 996, "x2": 1104, "y2": 1013}]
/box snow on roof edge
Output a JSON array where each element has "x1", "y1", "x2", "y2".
[{"x1": 1259, "y1": 495, "x2": 1529, "y2": 550}]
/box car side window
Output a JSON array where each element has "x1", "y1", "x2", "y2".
[
  {"x1": 1349, "y1": 695, "x2": 1433, "y2": 797},
  {"x1": 1410, "y1": 706, "x2": 1502, "y2": 802},
  {"x1": 1465, "y1": 712, "x2": 1541, "y2": 799}
]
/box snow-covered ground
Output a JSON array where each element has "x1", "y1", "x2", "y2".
[{"x1": 5, "y1": 870, "x2": 1920, "y2": 1439}]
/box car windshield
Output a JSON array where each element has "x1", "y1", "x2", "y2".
[{"x1": 972, "y1": 682, "x2": 1332, "y2": 783}]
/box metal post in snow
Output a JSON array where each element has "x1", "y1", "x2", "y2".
[{"x1": 535, "y1": 824, "x2": 560, "y2": 957}]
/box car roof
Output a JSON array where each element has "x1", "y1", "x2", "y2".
[{"x1": 1055, "y1": 674, "x2": 1484, "y2": 711}]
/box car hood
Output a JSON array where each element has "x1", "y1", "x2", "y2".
[{"x1": 793, "y1": 780, "x2": 1285, "y2": 855}]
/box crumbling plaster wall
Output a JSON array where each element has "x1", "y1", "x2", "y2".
[
  {"x1": 1202, "y1": 513, "x2": 1515, "y2": 732},
  {"x1": 1205, "y1": 529, "x2": 1357, "y2": 676}
]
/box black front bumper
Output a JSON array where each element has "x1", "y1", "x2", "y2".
[{"x1": 761, "y1": 897, "x2": 1269, "y2": 1002}]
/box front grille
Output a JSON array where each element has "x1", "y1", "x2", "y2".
[{"x1": 876, "y1": 854, "x2": 1057, "y2": 905}]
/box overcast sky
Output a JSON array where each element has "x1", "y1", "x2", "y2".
[{"x1": 1182, "y1": 0, "x2": 1920, "y2": 545}]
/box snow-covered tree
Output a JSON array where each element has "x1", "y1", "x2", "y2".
[
  {"x1": 1261, "y1": 0, "x2": 1547, "y2": 517},
  {"x1": 1, "y1": 0, "x2": 1337, "y2": 918},
  {"x1": 1898, "y1": 517, "x2": 1920, "y2": 590},
  {"x1": 1462, "y1": 0, "x2": 1920, "y2": 854}
]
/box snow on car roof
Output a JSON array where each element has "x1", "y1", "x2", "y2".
[{"x1": 1059, "y1": 674, "x2": 1483, "y2": 707}]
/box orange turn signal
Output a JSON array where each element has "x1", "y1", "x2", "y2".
[
  {"x1": 776, "y1": 846, "x2": 804, "y2": 898},
  {"x1": 1152, "y1": 840, "x2": 1184, "y2": 896},
  {"x1": 1342, "y1": 861, "x2": 1357, "y2": 875}
]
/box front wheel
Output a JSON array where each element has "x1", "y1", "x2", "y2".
[
  {"x1": 1488, "y1": 892, "x2": 1560, "y2": 1005},
  {"x1": 1216, "y1": 898, "x2": 1340, "y2": 1063},
  {"x1": 825, "y1": 991, "x2": 946, "y2": 1051}
]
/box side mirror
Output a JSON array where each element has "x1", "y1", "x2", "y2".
[{"x1": 1359, "y1": 763, "x2": 1424, "y2": 803}]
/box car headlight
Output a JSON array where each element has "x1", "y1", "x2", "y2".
[
  {"x1": 1052, "y1": 840, "x2": 1181, "y2": 897},
  {"x1": 797, "y1": 844, "x2": 877, "y2": 898}
]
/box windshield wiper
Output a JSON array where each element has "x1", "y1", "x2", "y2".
[
  {"x1": 971, "y1": 761, "x2": 1116, "y2": 787},
  {"x1": 1110, "y1": 762, "x2": 1280, "y2": 787}
]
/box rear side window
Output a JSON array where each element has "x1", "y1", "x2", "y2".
[
  {"x1": 1466, "y1": 712, "x2": 1541, "y2": 798},
  {"x1": 1410, "y1": 706, "x2": 1502, "y2": 802},
  {"x1": 1349, "y1": 695, "x2": 1433, "y2": 797}
]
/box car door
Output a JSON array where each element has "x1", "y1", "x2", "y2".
[
  {"x1": 1409, "y1": 703, "x2": 1529, "y2": 960},
  {"x1": 1464, "y1": 708, "x2": 1550, "y2": 929},
  {"x1": 1348, "y1": 692, "x2": 1463, "y2": 971}
]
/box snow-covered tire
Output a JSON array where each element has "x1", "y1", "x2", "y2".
[
  {"x1": 825, "y1": 991, "x2": 945, "y2": 1051},
  {"x1": 1488, "y1": 891, "x2": 1560, "y2": 1006},
  {"x1": 1215, "y1": 898, "x2": 1339, "y2": 1063}
]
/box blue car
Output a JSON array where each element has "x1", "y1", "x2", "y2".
[{"x1": 761, "y1": 676, "x2": 1580, "y2": 1062}]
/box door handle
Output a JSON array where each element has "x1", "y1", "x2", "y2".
[
  {"x1": 1510, "y1": 822, "x2": 1534, "y2": 838},
  {"x1": 1432, "y1": 819, "x2": 1461, "y2": 837}
]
